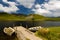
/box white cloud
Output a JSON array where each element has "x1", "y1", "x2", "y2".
[
  {"x1": 32, "y1": 4, "x2": 51, "y2": 16},
  {"x1": 0, "y1": 0, "x2": 19, "y2": 13},
  {"x1": 17, "y1": 0, "x2": 35, "y2": 8},
  {"x1": 32, "y1": 0, "x2": 60, "y2": 17},
  {"x1": 3, "y1": 0, "x2": 7, "y2": 2},
  {"x1": 43, "y1": 0, "x2": 60, "y2": 10},
  {"x1": 0, "y1": 0, "x2": 35, "y2": 13},
  {"x1": 0, "y1": 0, "x2": 36, "y2": 13},
  {"x1": 0, "y1": 4, "x2": 18, "y2": 13},
  {"x1": 1, "y1": 0, "x2": 60, "y2": 17},
  {"x1": 43, "y1": 0, "x2": 60, "y2": 17}
]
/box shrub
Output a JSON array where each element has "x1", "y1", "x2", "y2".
[
  {"x1": 35, "y1": 28, "x2": 60, "y2": 40},
  {"x1": 38, "y1": 28, "x2": 50, "y2": 36}
]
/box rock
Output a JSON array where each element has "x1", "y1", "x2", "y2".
[{"x1": 3, "y1": 27, "x2": 15, "y2": 36}]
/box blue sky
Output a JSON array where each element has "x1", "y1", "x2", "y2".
[{"x1": 0, "y1": 0, "x2": 60, "y2": 17}]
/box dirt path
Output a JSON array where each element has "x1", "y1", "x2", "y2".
[{"x1": 14, "y1": 26, "x2": 42, "y2": 40}]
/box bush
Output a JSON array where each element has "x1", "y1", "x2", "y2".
[
  {"x1": 35, "y1": 28, "x2": 60, "y2": 40},
  {"x1": 38, "y1": 28, "x2": 50, "y2": 36}
]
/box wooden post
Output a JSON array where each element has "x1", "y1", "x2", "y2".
[
  {"x1": 20, "y1": 23, "x2": 22, "y2": 26},
  {"x1": 26, "y1": 25, "x2": 28, "y2": 29},
  {"x1": 13, "y1": 24, "x2": 15, "y2": 27}
]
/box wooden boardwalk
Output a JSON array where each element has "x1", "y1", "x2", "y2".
[{"x1": 14, "y1": 26, "x2": 42, "y2": 40}]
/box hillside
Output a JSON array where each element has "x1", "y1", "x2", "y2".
[
  {"x1": 0, "y1": 12, "x2": 46, "y2": 21},
  {"x1": 0, "y1": 12, "x2": 26, "y2": 21},
  {"x1": 26, "y1": 14, "x2": 46, "y2": 21},
  {"x1": 46, "y1": 17, "x2": 60, "y2": 21},
  {"x1": 0, "y1": 12, "x2": 60, "y2": 21}
]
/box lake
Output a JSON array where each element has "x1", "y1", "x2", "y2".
[{"x1": 0, "y1": 21, "x2": 60, "y2": 30}]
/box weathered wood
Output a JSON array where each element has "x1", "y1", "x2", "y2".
[
  {"x1": 3, "y1": 27, "x2": 15, "y2": 36},
  {"x1": 14, "y1": 26, "x2": 42, "y2": 40},
  {"x1": 14, "y1": 27, "x2": 26, "y2": 40}
]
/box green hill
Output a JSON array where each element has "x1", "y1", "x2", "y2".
[
  {"x1": 0, "y1": 12, "x2": 60, "y2": 21},
  {"x1": 0, "y1": 12, "x2": 46, "y2": 21},
  {"x1": 46, "y1": 17, "x2": 60, "y2": 21},
  {"x1": 0, "y1": 12, "x2": 26, "y2": 21},
  {"x1": 27, "y1": 14, "x2": 46, "y2": 21}
]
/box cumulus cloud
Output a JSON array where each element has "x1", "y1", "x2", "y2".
[
  {"x1": 43, "y1": 0, "x2": 60, "y2": 10},
  {"x1": 32, "y1": 0, "x2": 60, "y2": 17},
  {"x1": 43, "y1": 0, "x2": 60, "y2": 17},
  {"x1": 0, "y1": 0, "x2": 60, "y2": 17},
  {"x1": 0, "y1": 0, "x2": 19, "y2": 13},
  {"x1": 32, "y1": 4, "x2": 51, "y2": 15},
  {"x1": 0, "y1": 0, "x2": 35, "y2": 13},
  {"x1": 0, "y1": 4, "x2": 19, "y2": 13},
  {"x1": 17, "y1": 0, "x2": 35, "y2": 8}
]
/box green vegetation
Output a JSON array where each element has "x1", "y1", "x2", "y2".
[
  {"x1": 25, "y1": 14, "x2": 46, "y2": 21},
  {"x1": 0, "y1": 12, "x2": 60, "y2": 21},
  {"x1": 0, "y1": 12, "x2": 26, "y2": 21},
  {"x1": 46, "y1": 18, "x2": 60, "y2": 21},
  {"x1": 35, "y1": 27, "x2": 60, "y2": 40}
]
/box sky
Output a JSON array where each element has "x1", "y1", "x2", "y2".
[{"x1": 0, "y1": 0, "x2": 60, "y2": 17}]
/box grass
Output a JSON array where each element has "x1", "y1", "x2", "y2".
[
  {"x1": 0, "y1": 12, "x2": 60, "y2": 21},
  {"x1": 0, "y1": 12, "x2": 26, "y2": 21},
  {"x1": 46, "y1": 18, "x2": 60, "y2": 21},
  {"x1": 47, "y1": 27, "x2": 60, "y2": 33},
  {"x1": 35, "y1": 27, "x2": 60, "y2": 40}
]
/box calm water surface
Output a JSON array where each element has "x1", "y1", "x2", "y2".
[{"x1": 0, "y1": 21, "x2": 60, "y2": 30}]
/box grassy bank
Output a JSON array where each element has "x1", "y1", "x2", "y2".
[{"x1": 35, "y1": 27, "x2": 60, "y2": 40}]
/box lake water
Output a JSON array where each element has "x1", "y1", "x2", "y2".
[{"x1": 0, "y1": 21, "x2": 60, "y2": 30}]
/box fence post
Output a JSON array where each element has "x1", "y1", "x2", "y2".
[{"x1": 26, "y1": 25, "x2": 28, "y2": 29}]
